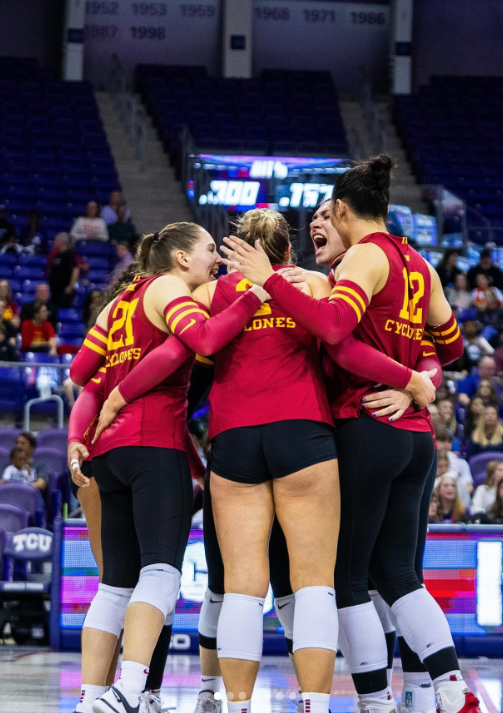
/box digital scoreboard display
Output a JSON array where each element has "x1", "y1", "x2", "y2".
[
  {"x1": 54, "y1": 522, "x2": 503, "y2": 653},
  {"x1": 188, "y1": 154, "x2": 352, "y2": 212}
]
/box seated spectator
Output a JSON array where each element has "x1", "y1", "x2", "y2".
[
  {"x1": 20, "y1": 282, "x2": 58, "y2": 329},
  {"x1": 0, "y1": 299, "x2": 18, "y2": 345},
  {"x1": 466, "y1": 405, "x2": 503, "y2": 459},
  {"x1": 463, "y1": 319, "x2": 494, "y2": 369},
  {"x1": 0, "y1": 323, "x2": 18, "y2": 361},
  {"x1": 446, "y1": 273, "x2": 472, "y2": 311},
  {"x1": 108, "y1": 206, "x2": 138, "y2": 246},
  {"x1": 70, "y1": 201, "x2": 108, "y2": 242},
  {"x1": 111, "y1": 241, "x2": 134, "y2": 280},
  {"x1": 471, "y1": 273, "x2": 503, "y2": 308},
  {"x1": 101, "y1": 191, "x2": 131, "y2": 225},
  {"x1": 15, "y1": 432, "x2": 50, "y2": 493},
  {"x1": 0, "y1": 203, "x2": 16, "y2": 246},
  {"x1": 493, "y1": 332, "x2": 503, "y2": 373},
  {"x1": 82, "y1": 289, "x2": 102, "y2": 329},
  {"x1": 464, "y1": 396, "x2": 484, "y2": 441},
  {"x1": 471, "y1": 459, "x2": 503, "y2": 514},
  {"x1": 477, "y1": 289, "x2": 503, "y2": 331},
  {"x1": 21, "y1": 300, "x2": 57, "y2": 356},
  {"x1": 487, "y1": 479, "x2": 503, "y2": 524},
  {"x1": 468, "y1": 248, "x2": 503, "y2": 290},
  {"x1": 0, "y1": 445, "x2": 47, "y2": 492},
  {"x1": 457, "y1": 355, "x2": 499, "y2": 405},
  {"x1": 47, "y1": 233, "x2": 79, "y2": 307},
  {"x1": 0, "y1": 279, "x2": 20, "y2": 329},
  {"x1": 437, "y1": 249, "x2": 462, "y2": 288},
  {"x1": 476, "y1": 378, "x2": 499, "y2": 408},
  {"x1": 428, "y1": 493, "x2": 440, "y2": 523},
  {"x1": 434, "y1": 437, "x2": 472, "y2": 506},
  {"x1": 434, "y1": 474, "x2": 467, "y2": 523},
  {"x1": 19, "y1": 209, "x2": 46, "y2": 253},
  {"x1": 436, "y1": 399, "x2": 462, "y2": 451}
]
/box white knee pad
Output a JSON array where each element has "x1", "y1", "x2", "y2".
[
  {"x1": 338, "y1": 602, "x2": 388, "y2": 674},
  {"x1": 199, "y1": 588, "x2": 224, "y2": 638},
  {"x1": 369, "y1": 590, "x2": 395, "y2": 634},
  {"x1": 275, "y1": 593, "x2": 295, "y2": 641},
  {"x1": 293, "y1": 586, "x2": 338, "y2": 654},
  {"x1": 391, "y1": 588, "x2": 454, "y2": 661},
  {"x1": 217, "y1": 593, "x2": 265, "y2": 662},
  {"x1": 129, "y1": 563, "x2": 181, "y2": 619},
  {"x1": 83, "y1": 583, "x2": 133, "y2": 637}
]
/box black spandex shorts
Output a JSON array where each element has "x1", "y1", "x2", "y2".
[
  {"x1": 211, "y1": 420, "x2": 337, "y2": 484},
  {"x1": 93, "y1": 446, "x2": 193, "y2": 588},
  {"x1": 70, "y1": 459, "x2": 94, "y2": 499}
]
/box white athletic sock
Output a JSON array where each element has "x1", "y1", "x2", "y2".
[
  {"x1": 359, "y1": 687, "x2": 389, "y2": 705},
  {"x1": 301, "y1": 692, "x2": 331, "y2": 712},
  {"x1": 227, "y1": 700, "x2": 251, "y2": 712},
  {"x1": 75, "y1": 684, "x2": 107, "y2": 713},
  {"x1": 117, "y1": 661, "x2": 149, "y2": 706},
  {"x1": 199, "y1": 675, "x2": 222, "y2": 694},
  {"x1": 402, "y1": 676, "x2": 436, "y2": 713}
]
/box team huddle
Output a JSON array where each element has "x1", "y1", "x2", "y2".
[{"x1": 67, "y1": 155, "x2": 480, "y2": 713}]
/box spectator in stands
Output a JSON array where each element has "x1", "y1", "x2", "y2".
[
  {"x1": 477, "y1": 288, "x2": 503, "y2": 332},
  {"x1": 471, "y1": 459, "x2": 503, "y2": 514},
  {"x1": 466, "y1": 405, "x2": 503, "y2": 459},
  {"x1": 487, "y1": 479, "x2": 503, "y2": 524},
  {"x1": 461, "y1": 319, "x2": 494, "y2": 372},
  {"x1": 476, "y1": 379, "x2": 499, "y2": 408},
  {"x1": 428, "y1": 493, "x2": 440, "y2": 523},
  {"x1": 101, "y1": 191, "x2": 131, "y2": 225},
  {"x1": 472, "y1": 273, "x2": 503, "y2": 309},
  {"x1": 0, "y1": 323, "x2": 18, "y2": 361},
  {"x1": 435, "y1": 429, "x2": 473, "y2": 504},
  {"x1": 48, "y1": 233, "x2": 79, "y2": 308},
  {"x1": 0, "y1": 204, "x2": 15, "y2": 246},
  {"x1": 445, "y1": 273, "x2": 472, "y2": 311},
  {"x1": 70, "y1": 201, "x2": 108, "y2": 242},
  {"x1": 21, "y1": 301, "x2": 57, "y2": 356},
  {"x1": 82, "y1": 289, "x2": 101, "y2": 329},
  {"x1": 494, "y1": 331, "x2": 503, "y2": 373},
  {"x1": 467, "y1": 248, "x2": 503, "y2": 290},
  {"x1": 458, "y1": 355, "x2": 498, "y2": 405},
  {"x1": 0, "y1": 279, "x2": 20, "y2": 330},
  {"x1": 108, "y1": 205, "x2": 138, "y2": 245},
  {"x1": 111, "y1": 241, "x2": 133, "y2": 280},
  {"x1": 15, "y1": 432, "x2": 50, "y2": 493},
  {"x1": 20, "y1": 282, "x2": 58, "y2": 330},
  {"x1": 464, "y1": 396, "x2": 484, "y2": 440},
  {"x1": 0, "y1": 445, "x2": 47, "y2": 492},
  {"x1": 436, "y1": 399, "x2": 462, "y2": 450},
  {"x1": 436, "y1": 249, "x2": 461, "y2": 288},
  {"x1": 19, "y1": 209, "x2": 46, "y2": 253},
  {"x1": 434, "y1": 474, "x2": 467, "y2": 523},
  {"x1": 0, "y1": 300, "x2": 18, "y2": 345}
]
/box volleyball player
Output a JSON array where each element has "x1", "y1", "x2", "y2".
[
  {"x1": 69, "y1": 224, "x2": 269, "y2": 713},
  {"x1": 221, "y1": 157, "x2": 479, "y2": 713}
]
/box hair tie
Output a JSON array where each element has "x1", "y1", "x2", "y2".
[{"x1": 152, "y1": 231, "x2": 159, "y2": 244}]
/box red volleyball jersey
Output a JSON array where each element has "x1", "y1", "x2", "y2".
[
  {"x1": 208, "y1": 267, "x2": 333, "y2": 439},
  {"x1": 328, "y1": 233, "x2": 432, "y2": 432},
  {"x1": 92, "y1": 275, "x2": 194, "y2": 456}
]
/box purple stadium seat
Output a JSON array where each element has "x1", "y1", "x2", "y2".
[
  {"x1": 0, "y1": 483, "x2": 44, "y2": 527},
  {"x1": 0, "y1": 428, "x2": 21, "y2": 450},
  {"x1": 468, "y1": 452, "x2": 503, "y2": 488},
  {"x1": 0, "y1": 503, "x2": 29, "y2": 533},
  {"x1": 0, "y1": 446, "x2": 12, "y2": 474},
  {"x1": 36, "y1": 429, "x2": 68, "y2": 453},
  {"x1": 34, "y1": 447, "x2": 67, "y2": 475}
]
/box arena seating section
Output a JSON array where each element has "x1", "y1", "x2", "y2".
[
  {"x1": 0, "y1": 57, "x2": 120, "y2": 243},
  {"x1": 395, "y1": 76, "x2": 503, "y2": 241},
  {"x1": 136, "y1": 64, "x2": 348, "y2": 158}
]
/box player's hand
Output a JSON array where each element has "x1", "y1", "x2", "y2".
[
  {"x1": 93, "y1": 386, "x2": 126, "y2": 443},
  {"x1": 68, "y1": 442, "x2": 90, "y2": 488},
  {"x1": 221, "y1": 237, "x2": 275, "y2": 287},
  {"x1": 406, "y1": 369, "x2": 437, "y2": 409},
  {"x1": 277, "y1": 266, "x2": 307, "y2": 291},
  {"x1": 361, "y1": 388, "x2": 413, "y2": 421}
]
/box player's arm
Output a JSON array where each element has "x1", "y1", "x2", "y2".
[
  {"x1": 221, "y1": 237, "x2": 385, "y2": 345},
  {"x1": 69, "y1": 304, "x2": 111, "y2": 386},
  {"x1": 152, "y1": 277, "x2": 268, "y2": 357},
  {"x1": 67, "y1": 374, "x2": 105, "y2": 487},
  {"x1": 425, "y1": 264, "x2": 464, "y2": 365}
]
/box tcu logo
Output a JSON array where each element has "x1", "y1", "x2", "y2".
[{"x1": 6, "y1": 528, "x2": 53, "y2": 559}]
